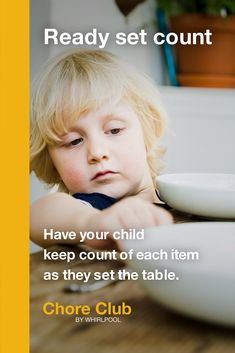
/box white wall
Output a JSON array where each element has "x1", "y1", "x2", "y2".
[
  {"x1": 30, "y1": 0, "x2": 50, "y2": 78},
  {"x1": 160, "y1": 87, "x2": 235, "y2": 174},
  {"x1": 49, "y1": 0, "x2": 165, "y2": 83}
]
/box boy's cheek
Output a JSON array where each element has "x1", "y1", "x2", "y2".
[
  {"x1": 61, "y1": 169, "x2": 87, "y2": 193},
  {"x1": 123, "y1": 147, "x2": 147, "y2": 168}
]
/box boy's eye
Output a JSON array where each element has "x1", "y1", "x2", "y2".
[
  {"x1": 110, "y1": 128, "x2": 121, "y2": 135},
  {"x1": 69, "y1": 138, "x2": 83, "y2": 146}
]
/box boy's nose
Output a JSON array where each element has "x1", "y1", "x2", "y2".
[{"x1": 87, "y1": 141, "x2": 109, "y2": 164}]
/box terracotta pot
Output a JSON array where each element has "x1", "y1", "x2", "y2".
[{"x1": 170, "y1": 14, "x2": 235, "y2": 88}]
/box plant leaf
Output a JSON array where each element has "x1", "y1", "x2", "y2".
[{"x1": 115, "y1": 0, "x2": 146, "y2": 16}]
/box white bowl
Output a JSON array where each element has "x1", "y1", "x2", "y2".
[
  {"x1": 156, "y1": 173, "x2": 235, "y2": 219},
  {"x1": 121, "y1": 222, "x2": 235, "y2": 327}
]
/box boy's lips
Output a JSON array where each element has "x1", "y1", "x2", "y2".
[{"x1": 91, "y1": 170, "x2": 117, "y2": 181}]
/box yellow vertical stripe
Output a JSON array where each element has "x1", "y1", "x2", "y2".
[{"x1": 0, "y1": 0, "x2": 29, "y2": 352}]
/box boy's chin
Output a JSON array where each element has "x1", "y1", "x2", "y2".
[{"x1": 91, "y1": 185, "x2": 130, "y2": 200}]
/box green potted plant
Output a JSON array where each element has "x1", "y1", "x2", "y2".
[
  {"x1": 115, "y1": 0, "x2": 235, "y2": 87},
  {"x1": 157, "y1": 0, "x2": 235, "y2": 88}
]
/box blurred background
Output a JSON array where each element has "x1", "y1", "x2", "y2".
[{"x1": 30, "y1": 0, "x2": 235, "y2": 201}]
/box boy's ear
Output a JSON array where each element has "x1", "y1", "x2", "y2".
[
  {"x1": 145, "y1": 147, "x2": 151, "y2": 158},
  {"x1": 145, "y1": 145, "x2": 153, "y2": 157}
]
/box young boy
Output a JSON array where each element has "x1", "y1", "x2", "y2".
[{"x1": 30, "y1": 50, "x2": 172, "y2": 249}]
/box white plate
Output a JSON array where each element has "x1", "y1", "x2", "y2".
[
  {"x1": 156, "y1": 173, "x2": 235, "y2": 219},
  {"x1": 121, "y1": 222, "x2": 235, "y2": 327}
]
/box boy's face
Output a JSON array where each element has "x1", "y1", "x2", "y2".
[{"x1": 48, "y1": 101, "x2": 153, "y2": 199}]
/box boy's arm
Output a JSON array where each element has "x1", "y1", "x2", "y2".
[
  {"x1": 30, "y1": 192, "x2": 99, "y2": 247},
  {"x1": 31, "y1": 193, "x2": 173, "y2": 249}
]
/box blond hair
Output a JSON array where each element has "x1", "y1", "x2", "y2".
[{"x1": 30, "y1": 49, "x2": 167, "y2": 192}]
